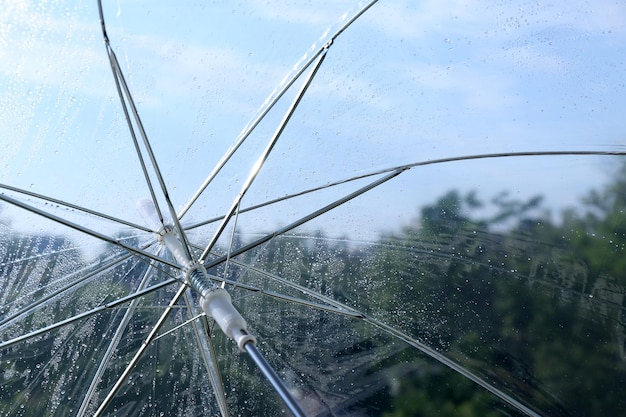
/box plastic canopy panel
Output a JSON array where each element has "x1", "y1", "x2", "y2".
[{"x1": 1, "y1": 1, "x2": 625, "y2": 416}]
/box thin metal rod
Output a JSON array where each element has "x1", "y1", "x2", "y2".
[
  {"x1": 185, "y1": 149, "x2": 626, "y2": 231},
  {"x1": 197, "y1": 271, "x2": 364, "y2": 318},
  {"x1": 152, "y1": 310, "x2": 204, "y2": 342},
  {"x1": 199, "y1": 50, "x2": 328, "y2": 263},
  {"x1": 114, "y1": 58, "x2": 194, "y2": 257},
  {"x1": 102, "y1": 47, "x2": 165, "y2": 226},
  {"x1": 0, "y1": 252, "x2": 134, "y2": 328},
  {"x1": 361, "y1": 316, "x2": 540, "y2": 417},
  {"x1": 94, "y1": 282, "x2": 189, "y2": 417},
  {"x1": 177, "y1": 0, "x2": 380, "y2": 220},
  {"x1": 244, "y1": 342, "x2": 307, "y2": 417},
  {"x1": 222, "y1": 201, "x2": 241, "y2": 282},
  {"x1": 98, "y1": 0, "x2": 163, "y2": 227},
  {"x1": 0, "y1": 183, "x2": 152, "y2": 232},
  {"x1": 77, "y1": 258, "x2": 159, "y2": 417},
  {"x1": 97, "y1": 0, "x2": 193, "y2": 260},
  {"x1": 189, "y1": 251, "x2": 364, "y2": 317},
  {"x1": 202, "y1": 169, "x2": 404, "y2": 270},
  {"x1": 0, "y1": 193, "x2": 180, "y2": 270},
  {"x1": 183, "y1": 291, "x2": 230, "y2": 417},
  {"x1": 218, "y1": 259, "x2": 364, "y2": 318},
  {"x1": 0, "y1": 278, "x2": 178, "y2": 350},
  {"x1": 345, "y1": 149, "x2": 626, "y2": 182}
]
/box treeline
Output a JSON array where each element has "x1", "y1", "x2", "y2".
[
  {"x1": 228, "y1": 163, "x2": 626, "y2": 416},
  {"x1": 1, "y1": 162, "x2": 626, "y2": 416}
]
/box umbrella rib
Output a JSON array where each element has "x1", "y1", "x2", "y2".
[
  {"x1": 97, "y1": 0, "x2": 163, "y2": 226},
  {"x1": 198, "y1": 49, "x2": 329, "y2": 263},
  {"x1": 216, "y1": 256, "x2": 542, "y2": 417},
  {"x1": 0, "y1": 183, "x2": 152, "y2": 232},
  {"x1": 0, "y1": 193, "x2": 180, "y2": 270},
  {"x1": 175, "y1": 44, "x2": 321, "y2": 220},
  {"x1": 0, "y1": 278, "x2": 179, "y2": 350},
  {"x1": 375, "y1": 149, "x2": 626, "y2": 176},
  {"x1": 328, "y1": 0, "x2": 380, "y2": 42},
  {"x1": 214, "y1": 275, "x2": 364, "y2": 319},
  {"x1": 97, "y1": 0, "x2": 194, "y2": 260},
  {"x1": 202, "y1": 169, "x2": 404, "y2": 270},
  {"x1": 172, "y1": 245, "x2": 363, "y2": 318},
  {"x1": 199, "y1": 314, "x2": 229, "y2": 415},
  {"x1": 112, "y1": 54, "x2": 193, "y2": 256},
  {"x1": 93, "y1": 282, "x2": 188, "y2": 417},
  {"x1": 76, "y1": 257, "x2": 160, "y2": 417},
  {"x1": 361, "y1": 316, "x2": 542, "y2": 417},
  {"x1": 177, "y1": 0, "x2": 380, "y2": 220},
  {"x1": 182, "y1": 291, "x2": 230, "y2": 417},
  {"x1": 222, "y1": 202, "x2": 242, "y2": 284},
  {"x1": 217, "y1": 259, "x2": 364, "y2": 318},
  {"x1": 152, "y1": 308, "x2": 204, "y2": 342},
  {"x1": 183, "y1": 167, "x2": 398, "y2": 231},
  {"x1": 184, "y1": 149, "x2": 626, "y2": 231},
  {"x1": 5, "y1": 307, "x2": 99, "y2": 417},
  {"x1": 100, "y1": 35, "x2": 164, "y2": 227},
  {"x1": 182, "y1": 246, "x2": 364, "y2": 317},
  {"x1": 0, "y1": 245, "x2": 83, "y2": 278},
  {"x1": 223, "y1": 238, "x2": 534, "y2": 411},
  {"x1": 1, "y1": 241, "x2": 157, "y2": 318},
  {"x1": 0, "y1": 251, "x2": 135, "y2": 329}
]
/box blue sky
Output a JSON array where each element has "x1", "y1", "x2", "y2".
[{"x1": 1, "y1": 0, "x2": 625, "y2": 243}]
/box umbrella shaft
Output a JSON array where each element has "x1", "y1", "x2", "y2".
[{"x1": 244, "y1": 342, "x2": 307, "y2": 417}]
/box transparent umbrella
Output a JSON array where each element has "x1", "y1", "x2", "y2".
[{"x1": 1, "y1": 1, "x2": 626, "y2": 416}]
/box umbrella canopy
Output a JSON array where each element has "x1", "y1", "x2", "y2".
[{"x1": 1, "y1": 1, "x2": 626, "y2": 416}]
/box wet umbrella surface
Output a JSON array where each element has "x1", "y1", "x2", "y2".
[{"x1": 1, "y1": 1, "x2": 626, "y2": 416}]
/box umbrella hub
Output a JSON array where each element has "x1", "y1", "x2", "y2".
[
  {"x1": 183, "y1": 262, "x2": 211, "y2": 293},
  {"x1": 160, "y1": 227, "x2": 256, "y2": 351},
  {"x1": 155, "y1": 223, "x2": 176, "y2": 243},
  {"x1": 136, "y1": 199, "x2": 304, "y2": 414},
  {"x1": 137, "y1": 198, "x2": 256, "y2": 350},
  {"x1": 185, "y1": 263, "x2": 257, "y2": 351}
]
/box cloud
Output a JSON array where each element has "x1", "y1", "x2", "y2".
[
  {"x1": 364, "y1": 0, "x2": 626, "y2": 41},
  {"x1": 406, "y1": 62, "x2": 519, "y2": 111},
  {"x1": 247, "y1": 0, "x2": 360, "y2": 27},
  {"x1": 360, "y1": 0, "x2": 482, "y2": 39},
  {"x1": 0, "y1": 1, "x2": 113, "y2": 99}
]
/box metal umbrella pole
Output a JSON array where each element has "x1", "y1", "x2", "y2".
[
  {"x1": 138, "y1": 199, "x2": 307, "y2": 417},
  {"x1": 244, "y1": 342, "x2": 307, "y2": 417}
]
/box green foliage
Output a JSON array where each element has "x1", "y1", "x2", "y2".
[
  {"x1": 383, "y1": 371, "x2": 507, "y2": 417},
  {"x1": 3, "y1": 161, "x2": 626, "y2": 416},
  {"x1": 364, "y1": 163, "x2": 626, "y2": 416}
]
